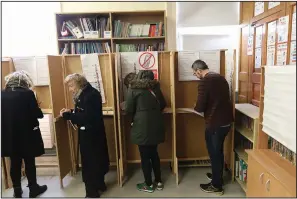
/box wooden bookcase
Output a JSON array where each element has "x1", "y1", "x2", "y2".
[
  {"x1": 239, "y1": 2, "x2": 296, "y2": 197},
  {"x1": 55, "y1": 11, "x2": 166, "y2": 54}
]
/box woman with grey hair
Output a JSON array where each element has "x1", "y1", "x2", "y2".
[
  {"x1": 1, "y1": 71, "x2": 47, "y2": 198},
  {"x1": 60, "y1": 73, "x2": 109, "y2": 198}
]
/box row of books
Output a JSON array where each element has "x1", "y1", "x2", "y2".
[
  {"x1": 115, "y1": 43, "x2": 165, "y2": 52},
  {"x1": 61, "y1": 42, "x2": 111, "y2": 54},
  {"x1": 268, "y1": 136, "x2": 296, "y2": 165},
  {"x1": 235, "y1": 159, "x2": 248, "y2": 182},
  {"x1": 237, "y1": 113, "x2": 254, "y2": 131},
  {"x1": 60, "y1": 17, "x2": 110, "y2": 38},
  {"x1": 113, "y1": 21, "x2": 164, "y2": 38}
]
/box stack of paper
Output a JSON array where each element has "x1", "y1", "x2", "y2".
[{"x1": 38, "y1": 114, "x2": 54, "y2": 149}]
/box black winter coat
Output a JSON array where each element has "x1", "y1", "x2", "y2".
[
  {"x1": 1, "y1": 87, "x2": 45, "y2": 157},
  {"x1": 62, "y1": 83, "x2": 109, "y2": 184}
]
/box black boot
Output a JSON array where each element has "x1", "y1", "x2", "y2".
[
  {"x1": 29, "y1": 184, "x2": 47, "y2": 198},
  {"x1": 13, "y1": 187, "x2": 23, "y2": 198},
  {"x1": 98, "y1": 183, "x2": 107, "y2": 193},
  {"x1": 85, "y1": 184, "x2": 100, "y2": 198}
]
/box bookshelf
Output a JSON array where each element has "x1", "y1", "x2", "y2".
[
  {"x1": 55, "y1": 11, "x2": 166, "y2": 54},
  {"x1": 232, "y1": 103, "x2": 259, "y2": 193}
]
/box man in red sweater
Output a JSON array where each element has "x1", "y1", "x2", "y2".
[{"x1": 192, "y1": 60, "x2": 234, "y2": 195}]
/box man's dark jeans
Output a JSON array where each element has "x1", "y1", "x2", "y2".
[{"x1": 205, "y1": 125, "x2": 231, "y2": 189}]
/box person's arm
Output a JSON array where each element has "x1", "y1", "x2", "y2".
[
  {"x1": 62, "y1": 92, "x2": 102, "y2": 126},
  {"x1": 194, "y1": 80, "x2": 208, "y2": 113},
  {"x1": 154, "y1": 87, "x2": 166, "y2": 111},
  {"x1": 125, "y1": 88, "x2": 136, "y2": 115},
  {"x1": 28, "y1": 90, "x2": 44, "y2": 119}
]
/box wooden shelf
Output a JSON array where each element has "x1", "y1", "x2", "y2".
[
  {"x1": 163, "y1": 107, "x2": 172, "y2": 113},
  {"x1": 235, "y1": 176, "x2": 247, "y2": 193},
  {"x1": 113, "y1": 36, "x2": 165, "y2": 40},
  {"x1": 42, "y1": 109, "x2": 52, "y2": 114},
  {"x1": 103, "y1": 110, "x2": 114, "y2": 116},
  {"x1": 58, "y1": 38, "x2": 111, "y2": 42},
  {"x1": 234, "y1": 148, "x2": 248, "y2": 164},
  {"x1": 235, "y1": 125, "x2": 254, "y2": 143},
  {"x1": 235, "y1": 103, "x2": 259, "y2": 119}
]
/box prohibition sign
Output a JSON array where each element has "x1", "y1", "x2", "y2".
[{"x1": 138, "y1": 52, "x2": 156, "y2": 69}]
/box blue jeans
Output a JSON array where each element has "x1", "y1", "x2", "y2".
[{"x1": 205, "y1": 125, "x2": 231, "y2": 189}]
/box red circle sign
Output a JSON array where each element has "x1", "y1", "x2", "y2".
[{"x1": 138, "y1": 52, "x2": 155, "y2": 69}]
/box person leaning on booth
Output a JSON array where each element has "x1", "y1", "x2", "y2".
[
  {"x1": 60, "y1": 73, "x2": 109, "y2": 198},
  {"x1": 122, "y1": 70, "x2": 166, "y2": 193},
  {"x1": 192, "y1": 60, "x2": 233, "y2": 195},
  {"x1": 1, "y1": 71, "x2": 48, "y2": 198}
]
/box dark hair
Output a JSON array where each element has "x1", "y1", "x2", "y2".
[
  {"x1": 124, "y1": 72, "x2": 136, "y2": 88},
  {"x1": 192, "y1": 60, "x2": 209, "y2": 71}
]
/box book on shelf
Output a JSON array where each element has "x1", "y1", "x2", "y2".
[
  {"x1": 268, "y1": 136, "x2": 296, "y2": 165},
  {"x1": 115, "y1": 43, "x2": 164, "y2": 52},
  {"x1": 61, "y1": 42, "x2": 110, "y2": 54},
  {"x1": 113, "y1": 21, "x2": 164, "y2": 38},
  {"x1": 60, "y1": 17, "x2": 110, "y2": 39}
]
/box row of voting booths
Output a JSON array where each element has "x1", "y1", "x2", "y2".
[{"x1": 1, "y1": 50, "x2": 236, "y2": 188}]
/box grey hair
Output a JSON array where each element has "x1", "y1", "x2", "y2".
[
  {"x1": 5, "y1": 70, "x2": 34, "y2": 89},
  {"x1": 64, "y1": 73, "x2": 88, "y2": 89},
  {"x1": 192, "y1": 60, "x2": 209, "y2": 71}
]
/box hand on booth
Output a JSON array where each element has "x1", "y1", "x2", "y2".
[{"x1": 60, "y1": 108, "x2": 71, "y2": 117}]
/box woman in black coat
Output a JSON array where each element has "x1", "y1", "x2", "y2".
[
  {"x1": 1, "y1": 71, "x2": 47, "y2": 198},
  {"x1": 60, "y1": 73, "x2": 109, "y2": 198}
]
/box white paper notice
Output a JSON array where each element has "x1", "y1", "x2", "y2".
[
  {"x1": 80, "y1": 54, "x2": 106, "y2": 103},
  {"x1": 256, "y1": 26, "x2": 263, "y2": 48},
  {"x1": 254, "y1": 2, "x2": 265, "y2": 16},
  {"x1": 290, "y1": 41, "x2": 296, "y2": 65},
  {"x1": 278, "y1": 16, "x2": 289, "y2": 43},
  {"x1": 136, "y1": 51, "x2": 159, "y2": 80},
  {"x1": 292, "y1": 12, "x2": 296, "y2": 41},
  {"x1": 199, "y1": 51, "x2": 221, "y2": 74},
  {"x1": 35, "y1": 56, "x2": 49, "y2": 86},
  {"x1": 255, "y1": 48, "x2": 262, "y2": 68},
  {"x1": 267, "y1": 46, "x2": 276, "y2": 66},
  {"x1": 267, "y1": 21, "x2": 277, "y2": 46},
  {"x1": 276, "y1": 43, "x2": 288, "y2": 66},
  {"x1": 247, "y1": 36, "x2": 254, "y2": 55},
  {"x1": 13, "y1": 57, "x2": 37, "y2": 85},
  {"x1": 120, "y1": 52, "x2": 138, "y2": 79},
  {"x1": 268, "y1": 2, "x2": 280, "y2": 9},
  {"x1": 178, "y1": 51, "x2": 200, "y2": 81}
]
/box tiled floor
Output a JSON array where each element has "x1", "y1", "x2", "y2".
[{"x1": 1, "y1": 167, "x2": 245, "y2": 197}]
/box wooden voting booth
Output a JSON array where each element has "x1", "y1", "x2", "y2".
[
  {"x1": 47, "y1": 54, "x2": 119, "y2": 187},
  {"x1": 115, "y1": 50, "x2": 236, "y2": 186}
]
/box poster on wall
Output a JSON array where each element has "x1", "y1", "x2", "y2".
[
  {"x1": 247, "y1": 36, "x2": 254, "y2": 55},
  {"x1": 278, "y1": 16, "x2": 289, "y2": 43},
  {"x1": 276, "y1": 43, "x2": 288, "y2": 65},
  {"x1": 268, "y1": 2, "x2": 280, "y2": 9},
  {"x1": 267, "y1": 46, "x2": 276, "y2": 66},
  {"x1": 255, "y1": 26, "x2": 263, "y2": 48},
  {"x1": 291, "y1": 12, "x2": 296, "y2": 41},
  {"x1": 136, "y1": 51, "x2": 159, "y2": 80},
  {"x1": 267, "y1": 21, "x2": 277, "y2": 46},
  {"x1": 254, "y1": 2, "x2": 265, "y2": 16},
  {"x1": 290, "y1": 41, "x2": 296, "y2": 65},
  {"x1": 255, "y1": 48, "x2": 262, "y2": 68},
  {"x1": 178, "y1": 51, "x2": 200, "y2": 81}
]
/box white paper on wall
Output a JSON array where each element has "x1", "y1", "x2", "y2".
[
  {"x1": 254, "y1": 2, "x2": 265, "y2": 16},
  {"x1": 291, "y1": 12, "x2": 296, "y2": 41},
  {"x1": 120, "y1": 52, "x2": 138, "y2": 79},
  {"x1": 80, "y1": 54, "x2": 106, "y2": 103},
  {"x1": 263, "y1": 65, "x2": 296, "y2": 153},
  {"x1": 290, "y1": 41, "x2": 296, "y2": 65},
  {"x1": 199, "y1": 51, "x2": 221, "y2": 74},
  {"x1": 136, "y1": 51, "x2": 159, "y2": 80},
  {"x1": 178, "y1": 51, "x2": 200, "y2": 81},
  {"x1": 247, "y1": 36, "x2": 254, "y2": 56},
  {"x1": 278, "y1": 16, "x2": 289, "y2": 43},
  {"x1": 267, "y1": 45, "x2": 276, "y2": 66},
  {"x1": 268, "y1": 2, "x2": 280, "y2": 9},
  {"x1": 267, "y1": 21, "x2": 277, "y2": 46},
  {"x1": 256, "y1": 26, "x2": 263, "y2": 48},
  {"x1": 35, "y1": 56, "x2": 50, "y2": 86},
  {"x1": 255, "y1": 48, "x2": 262, "y2": 68},
  {"x1": 276, "y1": 43, "x2": 288, "y2": 66}
]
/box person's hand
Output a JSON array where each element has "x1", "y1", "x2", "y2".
[
  {"x1": 60, "y1": 108, "x2": 71, "y2": 117},
  {"x1": 120, "y1": 101, "x2": 126, "y2": 111}
]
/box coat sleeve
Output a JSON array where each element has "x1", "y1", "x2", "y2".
[
  {"x1": 64, "y1": 92, "x2": 102, "y2": 126},
  {"x1": 28, "y1": 90, "x2": 44, "y2": 119},
  {"x1": 125, "y1": 88, "x2": 136, "y2": 115},
  {"x1": 154, "y1": 87, "x2": 166, "y2": 111},
  {"x1": 194, "y1": 80, "x2": 208, "y2": 113}
]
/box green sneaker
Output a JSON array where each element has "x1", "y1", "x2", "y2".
[
  {"x1": 136, "y1": 182, "x2": 155, "y2": 193},
  {"x1": 154, "y1": 182, "x2": 164, "y2": 190}
]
